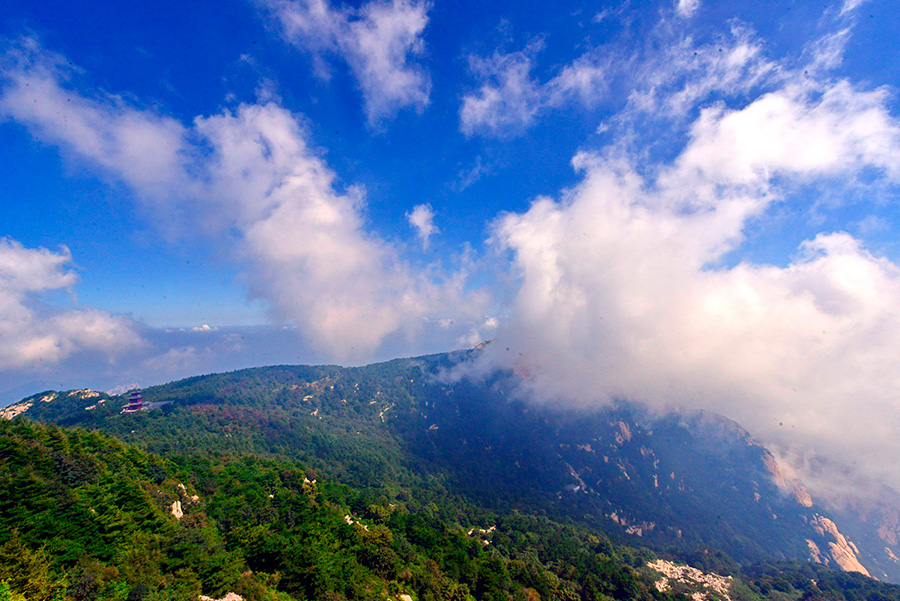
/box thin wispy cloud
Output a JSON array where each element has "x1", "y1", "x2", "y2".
[
  {"x1": 460, "y1": 40, "x2": 609, "y2": 137},
  {"x1": 840, "y1": 0, "x2": 870, "y2": 16},
  {"x1": 626, "y1": 24, "x2": 779, "y2": 121},
  {"x1": 258, "y1": 0, "x2": 431, "y2": 124},
  {"x1": 453, "y1": 155, "x2": 493, "y2": 192},
  {"x1": 460, "y1": 20, "x2": 772, "y2": 138}
]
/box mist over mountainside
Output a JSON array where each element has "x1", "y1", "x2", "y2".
[{"x1": 8, "y1": 348, "x2": 900, "y2": 591}]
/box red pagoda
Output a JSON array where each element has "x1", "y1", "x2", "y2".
[{"x1": 121, "y1": 389, "x2": 147, "y2": 413}]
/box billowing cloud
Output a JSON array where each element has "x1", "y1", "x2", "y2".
[
  {"x1": 673, "y1": 82, "x2": 900, "y2": 185},
  {"x1": 0, "y1": 238, "x2": 141, "y2": 370},
  {"x1": 259, "y1": 0, "x2": 431, "y2": 123},
  {"x1": 460, "y1": 41, "x2": 608, "y2": 137},
  {"x1": 471, "y1": 29, "x2": 900, "y2": 495},
  {"x1": 0, "y1": 37, "x2": 486, "y2": 362}
]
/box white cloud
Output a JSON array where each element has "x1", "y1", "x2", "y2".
[
  {"x1": 453, "y1": 5, "x2": 900, "y2": 500},
  {"x1": 805, "y1": 28, "x2": 852, "y2": 73},
  {"x1": 259, "y1": 0, "x2": 430, "y2": 123},
  {"x1": 548, "y1": 51, "x2": 609, "y2": 107},
  {"x1": 675, "y1": 0, "x2": 700, "y2": 18},
  {"x1": 195, "y1": 103, "x2": 475, "y2": 357},
  {"x1": 0, "y1": 37, "x2": 485, "y2": 362},
  {"x1": 672, "y1": 82, "x2": 900, "y2": 186},
  {"x1": 840, "y1": 0, "x2": 870, "y2": 16},
  {"x1": 140, "y1": 345, "x2": 202, "y2": 374},
  {"x1": 262, "y1": 0, "x2": 343, "y2": 55},
  {"x1": 348, "y1": 0, "x2": 431, "y2": 120},
  {"x1": 456, "y1": 316, "x2": 500, "y2": 348},
  {"x1": 476, "y1": 55, "x2": 900, "y2": 493},
  {"x1": 856, "y1": 214, "x2": 887, "y2": 234},
  {"x1": 407, "y1": 203, "x2": 437, "y2": 248},
  {"x1": 459, "y1": 46, "x2": 543, "y2": 136},
  {"x1": 0, "y1": 38, "x2": 185, "y2": 192},
  {"x1": 454, "y1": 155, "x2": 493, "y2": 191},
  {"x1": 106, "y1": 382, "x2": 140, "y2": 396},
  {"x1": 627, "y1": 26, "x2": 778, "y2": 119},
  {"x1": 0, "y1": 238, "x2": 141, "y2": 370},
  {"x1": 460, "y1": 42, "x2": 609, "y2": 137},
  {"x1": 460, "y1": 22, "x2": 770, "y2": 137}
]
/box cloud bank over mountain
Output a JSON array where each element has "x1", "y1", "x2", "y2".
[
  {"x1": 473, "y1": 6, "x2": 900, "y2": 497},
  {"x1": 3, "y1": 0, "x2": 900, "y2": 502}
]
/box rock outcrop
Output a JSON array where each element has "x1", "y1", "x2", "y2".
[
  {"x1": 808, "y1": 515, "x2": 870, "y2": 576},
  {"x1": 648, "y1": 558, "x2": 732, "y2": 601}
]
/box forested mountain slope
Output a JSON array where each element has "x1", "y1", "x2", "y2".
[
  {"x1": 6, "y1": 350, "x2": 900, "y2": 600},
  {"x1": 0, "y1": 418, "x2": 701, "y2": 601}
]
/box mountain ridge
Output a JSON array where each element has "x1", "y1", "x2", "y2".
[{"x1": 5, "y1": 349, "x2": 900, "y2": 588}]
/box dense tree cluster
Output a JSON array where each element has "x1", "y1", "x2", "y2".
[{"x1": 1, "y1": 419, "x2": 684, "y2": 600}]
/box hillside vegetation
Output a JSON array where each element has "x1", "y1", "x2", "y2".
[{"x1": 5, "y1": 351, "x2": 900, "y2": 600}]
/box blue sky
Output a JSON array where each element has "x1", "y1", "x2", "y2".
[{"x1": 3, "y1": 0, "x2": 900, "y2": 493}]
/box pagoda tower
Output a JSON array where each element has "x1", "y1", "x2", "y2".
[{"x1": 122, "y1": 389, "x2": 146, "y2": 413}]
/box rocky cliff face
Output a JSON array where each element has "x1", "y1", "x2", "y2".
[
  {"x1": 1, "y1": 389, "x2": 109, "y2": 423},
  {"x1": 492, "y1": 402, "x2": 885, "y2": 581},
  {"x1": 414, "y1": 378, "x2": 885, "y2": 577},
  {"x1": 648, "y1": 559, "x2": 734, "y2": 601},
  {"x1": 807, "y1": 515, "x2": 869, "y2": 576},
  {"x1": 758, "y1": 452, "x2": 872, "y2": 577},
  {"x1": 812, "y1": 481, "x2": 900, "y2": 582},
  {"x1": 762, "y1": 452, "x2": 813, "y2": 507},
  {"x1": 665, "y1": 412, "x2": 886, "y2": 580}
]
